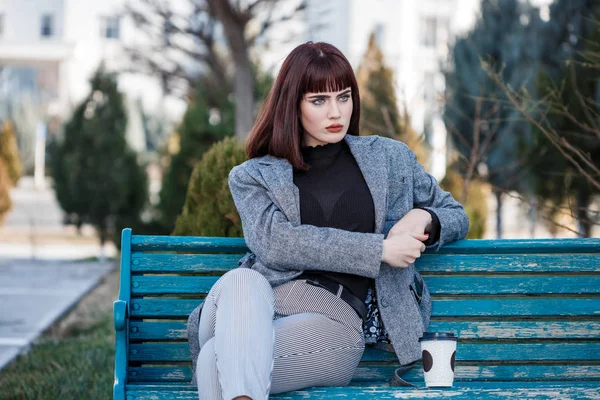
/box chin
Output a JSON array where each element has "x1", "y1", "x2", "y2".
[{"x1": 323, "y1": 132, "x2": 346, "y2": 143}]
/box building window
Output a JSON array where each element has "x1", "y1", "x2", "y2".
[
  {"x1": 422, "y1": 16, "x2": 436, "y2": 47},
  {"x1": 41, "y1": 14, "x2": 54, "y2": 37},
  {"x1": 102, "y1": 16, "x2": 120, "y2": 39}
]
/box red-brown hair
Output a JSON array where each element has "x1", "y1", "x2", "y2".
[{"x1": 246, "y1": 42, "x2": 361, "y2": 170}]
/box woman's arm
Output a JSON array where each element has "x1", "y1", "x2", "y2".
[
  {"x1": 229, "y1": 164, "x2": 384, "y2": 278},
  {"x1": 409, "y1": 150, "x2": 469, "y2": 248}
]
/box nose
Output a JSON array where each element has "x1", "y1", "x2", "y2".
[{"x1": 328, "y1": 101, "x2": 341, "y2": 119}]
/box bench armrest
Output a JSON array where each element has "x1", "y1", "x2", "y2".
[
  {"x1": 113, "y1": 300, "x2": 129, "y2": 400},
  {"x1": 114, "y1": 300, "x2": 128, "y2": 331}
]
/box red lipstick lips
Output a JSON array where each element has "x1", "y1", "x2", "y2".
[{"x1": 326, "y1": 124, "x2": 343, "y2": 133}]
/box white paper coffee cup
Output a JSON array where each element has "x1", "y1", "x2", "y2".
[{"x1": 419, "y1": 332, "x2": 458, "y2": 387}]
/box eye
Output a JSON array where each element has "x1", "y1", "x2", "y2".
[
  {"x1": 311, "y1": 99, "x2": 325, "y2": 106},
  {"x1": 339, "y1": 95, "x2": 350, "y2": 102}
]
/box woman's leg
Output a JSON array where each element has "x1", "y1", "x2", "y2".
[
  {"x1": 196, "y1": 273, "x2": 365, "y2": 398},
  {"x1": 198, "y1": 311, "x2": 365, "y2": 398},
  {"x1": 269, "y1": 312, "x2": 365, "y2": 394},
  {"x1": 267, "y1": 280, "x2": 365, "y2": 393},
  {"x1": 196, "y1": 268, "x2": 275, "y2": 400}
]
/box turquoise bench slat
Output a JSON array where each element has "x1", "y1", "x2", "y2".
[
  {"x1": 127, "y1": 364, "x2": 600, "y2": 383},
  {"x1": 418, "y1": 254, "x2": 600, "y2": 272},
  {"x1": 131, "y1": 235, "x2": 246, "y2": 252},
  {"x1": 129, "y1": 253, "x2": 600, "y2": 273},
  {"x1": 114, "y1": 230, "x2": 600, "y2": 400},
  {"x1": 432, "y1": 238, "x2": 600, "y2": 254},
  {"x1": 124, "y1": 382, "x2": 600, "y2": 400},
  {"x1": 131, "y1": 253, "x2": 243, "y2": 273},
  {"x1": 128, "y1": 297, "x2": 600, "y2": 318},
  {"x1": 130, "y1": 275, "x2": 600, "y2": 295},
  {"x1": 129, "y1": 320, "x2": 600, "y2": 341},
  {"x1": 128, "y1": 342, "x2": 600, "y2": 363}
]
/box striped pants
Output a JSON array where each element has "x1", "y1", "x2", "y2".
[{"x1": 196, "y1": 268, "x2": 365, "y2": 400}]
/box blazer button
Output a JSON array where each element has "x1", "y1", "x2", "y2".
[{"x1": 380, "y1": 297, "x2": 389, "y2": 308}]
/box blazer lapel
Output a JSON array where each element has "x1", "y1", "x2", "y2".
[
  {"x1": 257, "y1": 156, "x2": 301, "y2": 224},
  {"x1": 344, "y1": 135, "x2": 388, "y2": 233},
  {"x1": 255, "y1": 135, "x2": 388, "y2": 233}
]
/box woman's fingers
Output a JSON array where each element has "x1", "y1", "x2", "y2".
[{"x1": 409, "y1": 232, "x2": 429, "y2": 242}]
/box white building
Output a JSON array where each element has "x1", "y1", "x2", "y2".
[
  {"x1": 0, "y1": 0, "x2": 186, "y2": 158},
  {"x1": 300, "y1": 0, "x2": 481, "y2": 180}
]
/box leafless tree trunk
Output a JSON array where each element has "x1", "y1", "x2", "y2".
[
  {"x1": 124, "y1": 0, "x2": 306, "y2": 141},
  {"x1": 483, "y1": 63, "x2": 600, "y2": 192},
  {"x1": 206, "y1": 0, "x2": 254, "y2": 141}
]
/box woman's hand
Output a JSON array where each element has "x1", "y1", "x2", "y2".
[
  {"x1": 388, "y1": 209, "x2": 432, "y2": 238},
  {"x1": 381, "y1": 232, "x2": 428, "y2": 268}
]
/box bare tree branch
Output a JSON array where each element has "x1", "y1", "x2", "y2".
[{"x1": 483, "y1": 62, "x2": 600, "y2": 192}]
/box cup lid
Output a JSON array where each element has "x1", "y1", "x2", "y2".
[{"x1": 419, "y1": 332, "x2": 458, "y2": 342}]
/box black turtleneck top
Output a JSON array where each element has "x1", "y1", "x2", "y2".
[
  {"x1": 294, "y1": 140, "x2": 375, "y2": 299},
  {"x1": 292, "y1": 139, "x2": 439, "y2": 302}
]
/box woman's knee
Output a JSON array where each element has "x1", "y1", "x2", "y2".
[
  {"x1": 218, "y1": 268, "x2": 272, "y2": 295},
  {"x1": 196, "y1": 338, "x2": 221, "y2": 397}
]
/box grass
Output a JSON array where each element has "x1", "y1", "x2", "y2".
[
  {"x1": 0, "y1": 312, "x2": 114, "y2": 400},
  {"x1": 0, "y1": 266, "x2": 119, "y2": 400}
]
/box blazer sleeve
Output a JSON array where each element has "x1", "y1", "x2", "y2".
[
  {"x1": 409, "y1": 150, "x2": 469, "y2": 249},
  {"x1": 229, "y1": 164, "x2": 384, "y2": 278}
]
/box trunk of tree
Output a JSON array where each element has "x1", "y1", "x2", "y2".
[
  {"x1": 529, "y1": 197, "x2": 536, "y2": 238},
  {"x1": 495, "y1": 190, "x2": 503, "y2": 239},
  {"x1": 575, "y1": 190, "x2": 591, "y2": 238},
  {"x1": 207, "y1": 0, "x2": 255, "y2": 142},
  {"x1": 233, "y1": 57, "x2": 255, "y2": 141},
  {"x1": 98, "y1": 219, "x2": 107, "y2": 262}
]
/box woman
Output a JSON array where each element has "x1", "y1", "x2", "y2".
[{"x1": 187, "y1": 42, "x2": 469, "y2": 400}]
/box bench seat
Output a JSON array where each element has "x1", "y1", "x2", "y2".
[{"x1": 113, "y1": 229, "x2": 600, "y2": 399}]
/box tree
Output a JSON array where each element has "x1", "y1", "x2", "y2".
[
  {"x1": 357, "y1": 33, "x2": 402, "y2": 138},
  {"x1": 53, "y1": 67, "x2": 148, "y2": 248},
  {"x1": 357, "y1": 32, "x2": 428, "y2": 163},
  {"x1": 444, "y1": 0, "x2": 541, "y2": 238},
  {"x1": 173, "y1": 136, "x2": 247, "y2": 237},
  {"x1": 440, "y1": 162, "x2": 488, "y2": 239},
  {"x1": 484, "y1": 1, "x2": 600, "y2": 237},
  {"x1": 0, "y1": 120, "x2": 22, "y2": 187},
  {"x1": 0, "y1": 159, "x2": 11, "y2": 224},
  {"x1": 125, "y1": 0, "x2": 304, "y2": 141},
  {"x1": 157, "y1": 67, "x2": 272, "y2": 233},
  {"x1": 157, "y1": 75, "x2": 234, "y2": 233}
]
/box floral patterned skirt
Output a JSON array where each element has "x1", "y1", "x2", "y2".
[{"x1": 363, "y1": 285, "x2": 391, "y2": 344}]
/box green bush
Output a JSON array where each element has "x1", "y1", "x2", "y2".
[
  {"x1": 0, "y1": 159, "x2": 12, "y2": 224},
  {"x1": 157, "y1": 80, "x2": 234, "y2": 234},
  {"x1": 440, "y1": 165, "x2": 488, "y2": 239},
  {"x1": 0, "y1": 120, "x2": 22, "y2": 187},
  {"x1": 173, "y1": 137, "x2": 247, "y2": 237}
]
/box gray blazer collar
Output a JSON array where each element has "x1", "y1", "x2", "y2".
[{"x1": 256, "y1": 134, "x2": 387, "y2": 233}]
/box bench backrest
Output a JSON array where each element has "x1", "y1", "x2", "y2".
[{"x1": 114, "y1": 229, "x2": 600, "y2": 386}]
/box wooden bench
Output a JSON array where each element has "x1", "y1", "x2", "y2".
[{"x1": 113, "y1": 228, "x2": 600, "y2": 399}]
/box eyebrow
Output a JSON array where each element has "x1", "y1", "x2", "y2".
[{"x1": 306, "y1": 89, "x2": 352, "y2": 99}]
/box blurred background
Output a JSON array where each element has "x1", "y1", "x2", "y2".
[{"x1": 0, "y1": 0, "x2": 599, "y2": 397}]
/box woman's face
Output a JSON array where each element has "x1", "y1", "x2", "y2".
[{"x1": 299, "y1": 87, "x2": 353, "y2": 147}]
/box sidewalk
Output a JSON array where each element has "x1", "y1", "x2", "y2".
[
  {"x1": 0, "y1": 258, "x2": 115, "y2": 371},
  {"x1": 0, "y1": 178, "x2": 117, "y2": 371}
]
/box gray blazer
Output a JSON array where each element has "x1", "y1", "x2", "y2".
[{"x1": 187, "y1": 134, "x2": 469, "y2": 382}]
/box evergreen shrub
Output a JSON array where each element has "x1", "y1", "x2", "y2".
[{"x1": 173, "y1": 137, "x2": 247, "y2": 237}]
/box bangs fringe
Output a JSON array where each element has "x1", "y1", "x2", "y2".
[{"x1": 302, "y1": 55, "x2": 354, "y2": 94}]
